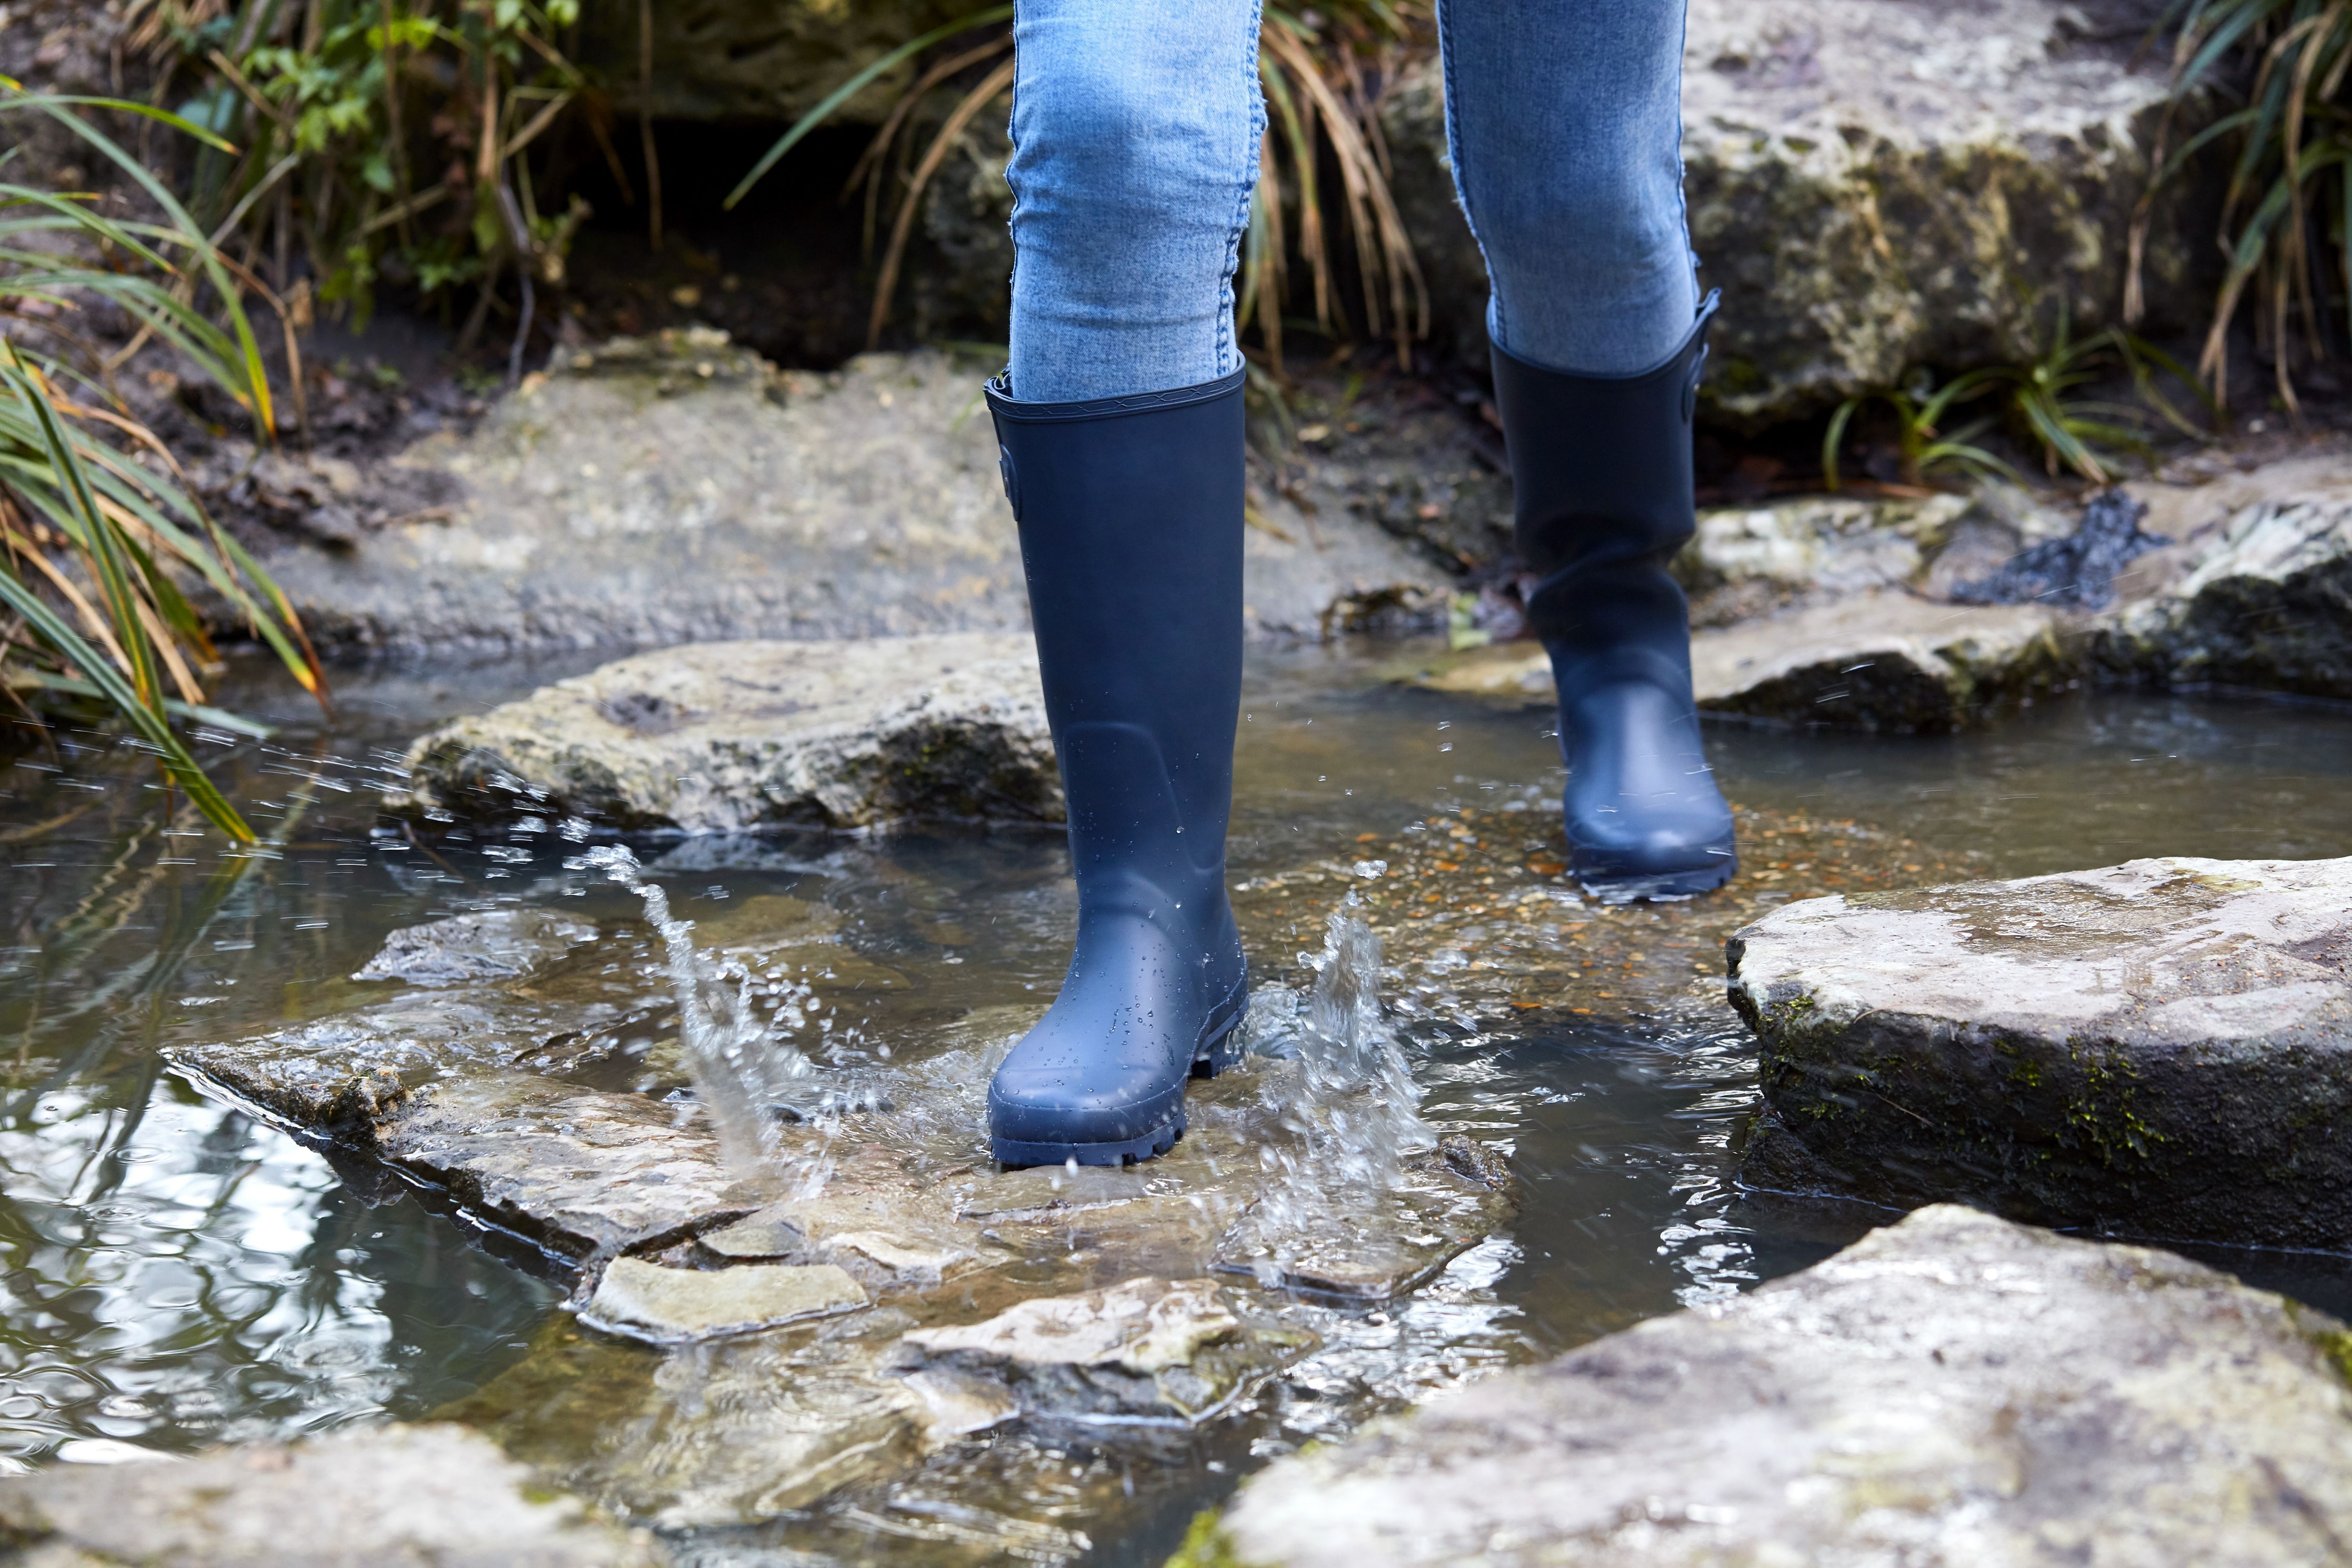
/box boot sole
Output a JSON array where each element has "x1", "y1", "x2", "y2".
[
  {"x1": 990, "y1": 980, "x2": 1248, "y2": 1168},
  {"x1": 1574, "y1": 853, "x2": 1738, "y2": 904}
]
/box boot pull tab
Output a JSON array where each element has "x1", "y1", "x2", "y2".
[
  {"x1": 1684, "y1": 289, "x2": 1722, "y2": 425},
  {"x1": 998, "y1": 444, "x2": 1021, "y2": 522}
]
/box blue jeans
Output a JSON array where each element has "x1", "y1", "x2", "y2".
[{"x1": 1005, "y1": 0, "x2": 1697, "y2": 402}]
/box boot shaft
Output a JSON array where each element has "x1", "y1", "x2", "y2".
[
  {"x1": 985, "y1": 370, "x2": 1247, "y2": 894},
  {"x1": 1491, "y1": 293, "x2": 1718, "y2": 664}
]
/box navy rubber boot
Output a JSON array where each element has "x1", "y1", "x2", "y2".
[
  {"x1": 982, "y1": 369, "x2": 1250, "y2": 1167},
  {"x1": 1490, "y1": 293, "x2": 1738, "y2": 900}
]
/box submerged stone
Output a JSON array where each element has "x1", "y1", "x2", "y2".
[
  {"x1": 899, "y1": 1276, "x2": 1312, "y2": 1425},
  {"x1": 586, "y1": 1258, "x2": 866, "y2": 1342},
  {"x1": 0, "y1": 1424, "x2": 660, "y2": 1568},
  {"x1": 397, "y1": 633, "x2": 1062, "y2": 831},
  {"x1": 1729, "y1": 855, "x2": 2352, "y2": 1248},
  {"x1": 699, "y1": 1145, "x2": 985, "y2": 1285},
  {"x1": 1191, "y1": 1206, "x2": 2352, "y2": 1568},
  {"x1": 352, "y1": 907, "x2": 598, "y2": 986},
  {"x1": 1213, "y1": 1140, "x2": 1516, "y2": 1300},
  {"x1": 445, "y1": 1314, "x2": 931, "y2": 1530}
]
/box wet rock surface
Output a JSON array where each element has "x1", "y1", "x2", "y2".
[
  {"x1": 1384, "y1": 0, "x2": 2209, "y2": 418},
  {"x1": 587, "y1": 1259, "x2": 867, "y2": 1343},
  {"x1": 1395, "y1": 592, "x2": 2071, "y2": 733},
  {"x1": 2099, "y1": 491, "x2": 2352, "y2": 699},
  {"x1": 1188, "y1": 1205, "x2": 2352, "y2": 1568},
  {"x1": 396, "y1": 633, "x2": 1062, "y2": 831},
  {"x1": 230, "y1": 338, "x2": 1450, "y2": 659},
  {"x1": 351, "y1": 906, "x2": 597, "y2": 985},
  {"x1": 898, "y1": 1276, "x2": 1313, "y2": 1424},
  {"x1": 0, "y1": 1423, "x2": 663, "y2": 1568},
  {"x1": 166, "y1": 874, "x2": 1526, "y2": 1528},
  {"x1": 1396, "y1": 446, "x2": 2352, "y2": 726},
  {"x1": 1731, "y1": 855, "x2": 2352, "y2": 1249}
]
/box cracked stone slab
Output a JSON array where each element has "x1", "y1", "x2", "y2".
[
  {"x1": 1728, "y1": 854, "x2": 2352, "y2": 1248},
  {"x1": 0, "y1": 1424, "x2": 662, "y2": 1568},
  {"x1": 1185, "y1": 1205, "x2": 2352, "y2": 1568}
]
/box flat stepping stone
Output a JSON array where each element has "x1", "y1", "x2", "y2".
[
  {"x1": 585, "y1": 1258, "x2": 866, "y2": 1342},
  {"x1": 1186, "y1": 1206, "x2": 2352, "y2": 1566},
  {"x1": 1399, "y1": 590, "x2": 2064, "y2": 733},
  {"x1": 1729, "y1": 854, "x2": 2352, "y2": 1247},
  {"x1": 0, "y1": 1424, "x2": 658, "y2": 1568},
  {"x1": 395, "y1": 632, "x2": 1061, "y2": 831}
]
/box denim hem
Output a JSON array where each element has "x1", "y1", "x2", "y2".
[{"x1": 1493, "y1": 290, "x2": 1720, "y2": 383}]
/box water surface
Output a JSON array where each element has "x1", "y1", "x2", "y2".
[{"x1": 4, "y1": 647, "x2": 2350, "y2": 1557}]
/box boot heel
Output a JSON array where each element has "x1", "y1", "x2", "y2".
[{"x1": 1190, "y1": 982, "x2": 1249, "y2": 1078}]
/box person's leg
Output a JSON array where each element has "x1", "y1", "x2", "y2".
[
  {"x1": 1006, "y1": 0, "x2": 1264, "y2": 400},
  {"x1": 985, "y1": 0, "x2": 1263, "y2": 1165},
  {"x1": 1438, "y1": 0, "x2": 1697, "y2": 374},
  {"x1": 1439, "y1": 0, "x2": 1737, "y2": 899}
]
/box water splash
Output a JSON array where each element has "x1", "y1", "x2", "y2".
[
  {"x1": 573, "y1": 844, "x2": 825, "y2": 1179},
  {"x1": 1245, "y1": 893, "x2": 1433, "y2": 1277}
]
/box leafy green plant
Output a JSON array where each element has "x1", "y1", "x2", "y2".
[
  {"x1": 1, "y1": 86, "x2": 324, "y2": 842},
  {"x1": 1821, "y1": 368, "x2": 2014, "y2": 492},
  {"x1": 2143, "y1": 0, "x2": 2352, "y2": 411},
  {"x1": 123, "y1": 0, "x2": 592, "y2": 370},
  {"x1": 1826, "y1": 313, "x2": 2207, "y2": 490},
  {"x1": 725, "y1": 2, "x2": 1430, "y2": 371}
]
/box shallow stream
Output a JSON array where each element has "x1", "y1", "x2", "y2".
[{"x1": 5, "y1": 646, "x2": 2352, "y2": 1563}]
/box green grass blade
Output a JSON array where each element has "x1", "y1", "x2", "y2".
[
  {"x1": 724, "y1": 5, "x2": 1015, "y2": 210},
  {"x1": 0, "y1": 572, "x2": 254, "y2": 839}
]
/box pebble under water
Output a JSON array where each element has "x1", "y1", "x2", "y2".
[{"x1": 4, "y1": 644, "x2": 2352, "y2": 1563}]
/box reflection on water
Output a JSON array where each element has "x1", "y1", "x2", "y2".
[{"x1": 4, "y1": 647, "x2": 2352, "y2": 1560}]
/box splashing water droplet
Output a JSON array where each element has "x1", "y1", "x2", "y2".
[
  {"x1": 573, "y1": 844, "x2": 842, "y2": 1184},
  {"x1": 1247, "y1": 892, "x2": 1433, "y2": 1276}
]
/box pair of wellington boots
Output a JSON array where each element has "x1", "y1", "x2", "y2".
[{"x1": 984, "y1": 294, "x2": 1735, "y2": 1167}]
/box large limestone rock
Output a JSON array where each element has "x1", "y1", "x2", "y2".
[
  {"x1": 2098, "y1": 491, "x2": 2352, "y2": 699},
  {"x1": 1729, "y1": 855, "x2": 2352, "y2": 1249},
  {"x1": 0, "y1": 1424, "x2": 662, "y2": 1568},
  {"x1": 1382, "y1": 0, "x2": 2213, "y2": 420},
  {"x1": 578, "y1": 0, "x2": 973, "y2": 125},
  {"x1": 396, "y1": 633, "x2": 1063, "y2": 830},
  {"x1": 1184, "y1": 1205, "x2": 2352, "y2": 1568},
  {"x1": 233, "y1": 336, "x2": 1449, "y2": 659}
]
